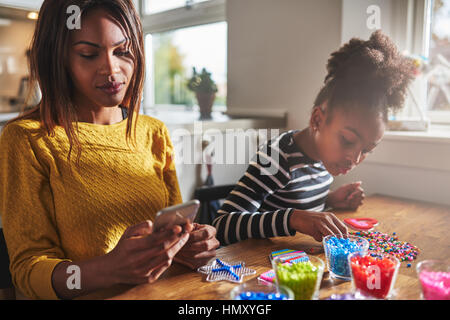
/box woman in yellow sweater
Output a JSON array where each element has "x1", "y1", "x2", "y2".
[{"x1": 0, "y1": 0, "x2": 219, "y2": 300}]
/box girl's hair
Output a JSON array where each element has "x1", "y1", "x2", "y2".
[
  {"x1": 11, "y1": 0, "x2": 144, "y2": 163},
  {"x1": 314, "y1": 30, "x2": 415, "y2": 121}
]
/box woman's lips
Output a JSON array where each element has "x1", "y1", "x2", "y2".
[{"x1": 97, "y1": 82, "x2": 124, "y2": 95}]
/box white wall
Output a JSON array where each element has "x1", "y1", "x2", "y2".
[
  {"x1": 226, "y1": 0, "x2": 343, "y2": 131},
  {"x1": 332, "y1": 133, "x2": 450, "y2": 207}
]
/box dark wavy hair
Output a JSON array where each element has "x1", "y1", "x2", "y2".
[
  {"x1": 314, "y1": 30, "x2": 415, "y2": 121},
  {"x1": 11, "y1": 0, "x2": 145, "y2": 163}
]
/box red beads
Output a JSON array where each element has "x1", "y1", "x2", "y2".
[{"x1": 350, "y1": 253, "x2": 400, "y2": 299}]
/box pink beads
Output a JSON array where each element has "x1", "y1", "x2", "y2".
[{"x1": 419, "y1": 271, "x2": 450, "y2": 300}]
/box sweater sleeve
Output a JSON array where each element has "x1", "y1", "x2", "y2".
[
  {"x1": 212, "y1": 139, "x2": 297, "y2": 245},
  {"x1": 0, "y1": 123, "x2": 71, "y2": 300}
]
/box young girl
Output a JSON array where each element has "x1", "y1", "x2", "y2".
[
  {"x1": 0, "y1": 0, "x2": 218, "y2": 300},
  {"x1": 213, "y1": 31, "x2": 415, "y2": 246}
]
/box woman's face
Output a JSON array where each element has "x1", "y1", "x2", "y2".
[
  {"x1": 68, "y1": 8, "x2": 134, "y2": 109},
  {"x1": 312, "y1": 104, "x2": 385, "y2": 176}
]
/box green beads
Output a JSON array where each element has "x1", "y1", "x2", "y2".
[{"x1": 275, "y1": 261, "x2": 319, "y2": 300}]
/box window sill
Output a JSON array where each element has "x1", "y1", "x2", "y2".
[
  {"x1": 0, "y1": 112, "x2": 19, "y2": 123},
  {"x1": 143, "y1": 105, "x2": 287, "y2": 135},
  {"x1": 365, "y1": 123, "x2": 450, "y2": 174},
  {"x1": 384, "y1": 124, "x2": 450, "y2": 144}
]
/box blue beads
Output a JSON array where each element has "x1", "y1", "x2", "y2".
[
  {"x1": 324, "y1": 236, "x2": 367, "y2": 279},
  {"x1": 237, "y1": 291, "x2": 288, "y2": 300}
]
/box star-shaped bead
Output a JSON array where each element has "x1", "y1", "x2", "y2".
[{"x1": 197, "y1": 258, "x2": 256, "y2": 283}]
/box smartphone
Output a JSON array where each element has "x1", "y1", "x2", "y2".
[{"x1": 153, "y1": 199, "x2": 200, "y2": 232}]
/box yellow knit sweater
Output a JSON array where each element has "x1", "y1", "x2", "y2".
[{"x1": 0, "y1": 115, "x2": 182, "y2": 300}]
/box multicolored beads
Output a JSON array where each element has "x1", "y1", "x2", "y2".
[{"x1": 350, "y1": 231, "x2": 420, "y2": 262}]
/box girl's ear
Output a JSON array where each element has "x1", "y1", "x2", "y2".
[{"x1": 310, "y1": 102, "x2": 327, "y2": 131}]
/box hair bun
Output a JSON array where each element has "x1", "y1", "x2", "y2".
[{"x1": 315, "y1": 30, "x2": 416, "y2": 116}]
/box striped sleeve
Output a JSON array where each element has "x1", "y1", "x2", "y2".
[{"x1": 212, "y1": 136, "x2": 297, "y2": 245}]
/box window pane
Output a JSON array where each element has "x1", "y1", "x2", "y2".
[
  {"x1": 144, "y1": 0, "x2": 209, "y2": 15},
  {"x1": 427, "y1": 0, "x2": 450, "y2": 111},
  {"x1": 145, "y1": 22, "x2": 227, "y2": 108}
]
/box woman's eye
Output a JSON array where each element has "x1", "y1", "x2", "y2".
[{"x1": 79, "y1": 54, "x2": 97, "y2": 59}]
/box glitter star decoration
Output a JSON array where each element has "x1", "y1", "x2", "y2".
[{"x1": 197, "y1": 258, "x2": 256, "y2": 283}]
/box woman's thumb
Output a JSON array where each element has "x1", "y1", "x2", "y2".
[{"x1": 122, "y1": 220, "x2": 153, "y2": 239}]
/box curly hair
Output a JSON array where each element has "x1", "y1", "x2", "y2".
[{"x1": 314, "y1": 30, "x2": 416, "y2": 121}]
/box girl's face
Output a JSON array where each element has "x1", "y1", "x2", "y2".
[
  {"x1": 312, "y1": 104, "x2": 385, "y2": 176},
  {"x1": 68, "y1": 8, "x2": 134, "y2": 109}
]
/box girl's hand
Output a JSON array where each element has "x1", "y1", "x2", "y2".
[
  {"x1": 326, "y1": 181, "x2": 365, "y2": 210},
  {"x1": 289, "y1": 209, "x2": 348, "y2": 242},
  {"x1": 105, "y1": 220, "x2": 191, "y2": 285},
  {"x1": 174, "y1": 223, "x2": 220, "y2": 269}
]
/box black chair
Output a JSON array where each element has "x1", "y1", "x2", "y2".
[
  {"x1": 194, "y1": 184, "x2": 235, "y2": 226},
  {"x1": 0, "y1": 228, "x2": 14, "y2": 299}
]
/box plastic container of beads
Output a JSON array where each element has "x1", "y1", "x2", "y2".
[
  {"x1": 323, "y1": 234, "x2": 369, "y2": 281},
  {"x1": 271, "y1": 255, "x2": 324, "y2": 300},
  {"x1": 230, "y1": 282, "x2": 294, "y2": 300},
  {"x1": 349, "y1": 251, "x2": 400, "y2": 299},
  {"x1": 416, "y1": 260, "x2": 450, "y2": 300}
]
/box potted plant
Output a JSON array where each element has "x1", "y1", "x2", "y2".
[{"x1": 187, "y1": 67, "x2": 218, "y2": 120}]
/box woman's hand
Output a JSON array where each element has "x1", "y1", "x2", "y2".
[
  {"x1": 289, "y1": 209, "x2": 348, "y2": 242},
  {"x1": 105, "y1": 220, "x2": 191, "y2": 285},
  {"x1": 326, "y1": 181, "x2": 365, "y2": 210},
  {"x1": 174, "y1": 223, "x2": 220, "y2": 269},
  {"x1": 51, "y1": 220, "x2": 191, "y2": 299}
]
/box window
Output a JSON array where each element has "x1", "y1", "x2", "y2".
[
  {"x1": 140, "y1": 0, "x2": 227, "y2": 113},
  {"x1": 426, "y1": 0, "x2": 450, "y2": 122},
  {"x1": 388, "y1": 0, "x2": 450, "y2": 128},
  {"x1": 143, "y1": 0, "x2": 208, "y2": 15},
  {"x1": 146, "y1": 22, "x2": 226, "y2": 107}
]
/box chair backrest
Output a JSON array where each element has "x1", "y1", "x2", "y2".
[
  {"x1": 194, "y1": 184, "x2": 235, "y2": 225},
  {"x1": 0, "y1": 229, "x2": 13, "y2": 290}
]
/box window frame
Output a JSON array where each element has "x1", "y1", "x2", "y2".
[
  {"x1": 410, "y1": 0, "x2": 450, "y2": 124},
  {"x1": 139, "y1": 0, "x2": 226, "y2": 111}
]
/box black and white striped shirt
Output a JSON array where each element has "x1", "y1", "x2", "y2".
[{"x1": 212, "y1": 130, "x2": 333, "y2": 245}]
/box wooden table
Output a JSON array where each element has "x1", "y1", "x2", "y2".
[{"x1": 92, "y1": 194, "x2": 450, "y2": 300}]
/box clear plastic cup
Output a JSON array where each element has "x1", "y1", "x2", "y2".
[
  {"x1": 230, "y1": 281, "x2": 294, "y2": 300},
  {"x1": 416, "y1": 260, "x2": 450, "y2": 300},
  {"x1": 349, "y1": 251, "x2": 400, "y2": 299},
  {"x1": 271, "y1": 256, "x2": 324, "y2": 300},
  {"x1": 323, "y1": 234, "x2": 369, "y2": 281}
]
